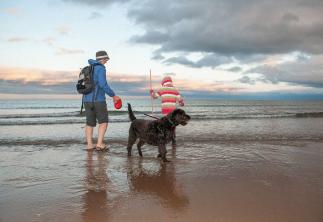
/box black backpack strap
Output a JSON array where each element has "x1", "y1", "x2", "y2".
[
  {"x1": 91, "y1": 65, "x2": 95, "y2": 103},
  {"x1": 80, "y1": 94, "x2": 84, "y2": 114}
]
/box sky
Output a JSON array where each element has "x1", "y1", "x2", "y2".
[{"x1": 1, "y1": 0, "x2": 323, "y2": 99}]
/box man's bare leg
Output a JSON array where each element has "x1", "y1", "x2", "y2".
[
  {"x1": 97, "y1": 122, "x2": 108, "y2": 149},
  {"x1": 86, "y1": 125, "x2": 95, "y2": 150}
]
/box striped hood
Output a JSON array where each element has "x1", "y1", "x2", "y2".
[{"x1": 161, "y1": 76, "x2": 173, "y2": 87}]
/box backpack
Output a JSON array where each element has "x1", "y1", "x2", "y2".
[
  {"x1": 76, "y1": 64, "x2": 97, "y2": 114},
  {"x1": 76, "y1": 65, "x2": 95, "y2": 95}
]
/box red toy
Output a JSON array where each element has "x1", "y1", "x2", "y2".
[{"x1": 114, "y1": 98, "x2": 122, "y2": 109}]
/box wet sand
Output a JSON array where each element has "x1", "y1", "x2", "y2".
[{"x1": 1, "y1": 134, "x2": 323, "y2": 222}]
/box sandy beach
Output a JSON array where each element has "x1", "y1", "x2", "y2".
[
  {"x1": 1, "y1": 99, "x2": 323, "y2": 222},
  {"x1": 1, "y1": 124, "x2": 323, "y2": 221}
]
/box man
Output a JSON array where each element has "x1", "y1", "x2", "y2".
[
  {"x1": 84, "y1": 50, "x2": 120, "y2": 151},
  {"x1": 150, "y1": 75, "x2": 184, "y2": 147}
]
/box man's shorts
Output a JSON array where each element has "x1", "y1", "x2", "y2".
[{"x1": 84, "y1": 102, "x2": 109, "y2": 127}]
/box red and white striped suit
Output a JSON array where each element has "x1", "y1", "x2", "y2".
[{"x1": 150, "y1": 76, "x2": 184, "y2": 115}]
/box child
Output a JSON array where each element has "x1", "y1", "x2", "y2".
[{"x1": 150, "y1": 75, "x2": 185, "y2": 147}]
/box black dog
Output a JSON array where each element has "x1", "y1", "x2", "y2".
[{"x1": 127, "y1": 103, "x2": 190, "y2": 162}]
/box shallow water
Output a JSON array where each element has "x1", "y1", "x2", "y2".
[
  {"x1": 1, "y1": 98, "x2": 323, "y2": 222},
  {"x1": 1, "y1": 140, "x2": 323, "y2": 222}
]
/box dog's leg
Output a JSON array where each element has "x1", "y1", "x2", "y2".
[
  {"x1": 159, "y1": 144, "x2": 170, "y2": 162},
  {"x1": 137, "y1": 139, "x2": 145, "y2": 157},
  {"x1": 157, "y1": 146, "x2": 162, "y2": 158},
  {"x1": 127, "y1": 125, "x2": 137, "y2": 156},
  {"x1": 171, "y1": 128, "x2": 176, "y2": 148}
]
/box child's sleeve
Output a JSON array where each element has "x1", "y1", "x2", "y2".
[
  {"x1": 150, "y1": 89, "x2": 161, "y2": 99},
  {"x1": 176, "y1": 89, "x2": 184, "y2": 106}
]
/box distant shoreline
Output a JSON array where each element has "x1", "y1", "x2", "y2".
[{"x1": 0, "y1": 93, "x2": 323, "y2": 101}]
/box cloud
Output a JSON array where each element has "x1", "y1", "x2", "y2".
[
  {"x1": 238, "y1": 76, "x2": 256, "y2": 85},
  {"x1": 162, "y1": 53, "x2": 233, "y2": 68},
  {"x1": 2, "y1": 7, "x2": 22, "y2": 15},
  {"x1": 60, "y1": 0, "x2": 323, "y2": 67},
  {"x1": 127, "y1": 0, "x2": 323, "y2": 67},
  {"x1": 60, "y1": 0, "x2": 323, "y2": 72},
  {"x1": 227, "y1": 66, "x2": 243, "y2": 72},
  {"x1": 56, "y1": 26, "x2": 71, "y2": 35},
  {"x1": 43, "y1": 37, "x2": 56, "y2": 46},
  {"x1": 62, "y1": 0, "x2": 130, "y2": 7},
  {"x1": 245, "y1": 55, "x2": 323, "y2": 88},
  {"x1": 0, "y1": 67, "x2": 152, "y2": 94},
  {"x1": 56, "y1": 48, "x2": 85, "y2": 55},
  {"x1": 7, "y1": 37, "x2": 29, "y2": 43},
  {"x1": 89, "y1": 11, "x2": 103, "y2": 19},
  {"x1": 0, "y1": 80, "x2": 74, "y2": 94},
  {"x1": 0, "y1": 66, "x2": 243, "y2": 95},
  {"x1": 0, "y1": 66, "x2": 76, "y2": 85}
]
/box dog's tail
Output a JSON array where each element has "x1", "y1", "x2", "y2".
[{"x1": 127, "y1": 103, "x2": 136, "y2": 121}]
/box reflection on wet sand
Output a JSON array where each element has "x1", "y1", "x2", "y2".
[
  {"x1": 81, "y1": 148, "x2": 189, "y2": 221},
  {"x1": 126, "y1": 150, "x2": 189, "y2": 212},
  {"x1": 82, "y1": 151, "x2": 111, "y2": 222}
]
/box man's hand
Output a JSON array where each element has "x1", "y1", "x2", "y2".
[{"x1": 113, "y1": 95, "x2": 121, "y2": 103}]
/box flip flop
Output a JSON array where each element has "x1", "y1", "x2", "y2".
[
  {"x1": 95, "y1": 145, "x2": 108, "y2": 151},
  {"x1": 85, "y1": 145, "x2": 96, "y2": 151}
]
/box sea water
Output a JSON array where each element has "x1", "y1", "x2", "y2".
[
  {"x1": 0, "y1": 96, "x2": 323, "y2": 144},
  {"x1": 1, "y1": 96, "x2": 323, "y2": 222}
]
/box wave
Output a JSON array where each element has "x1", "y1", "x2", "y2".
[
  {"x1": 0, "y1": 110, "x2": 150, "y2": 119},
  {"x1": 1, "y1": 136, "x2": 323, "y2": 147},
  {"x1": 0, "y1": 111, "x2": 322, "y2": 126},
  {"x1": 192, "y1": 112, "x2": 323, "y2": 120},
  {"x1": 0, "y1": 118, "x2": 132, "y2": 126},
  {"x1": 0, "y1": 111, "x2": 81, "y2": 119},
  {"x1": 295, "y1": 112, "x2": 323, "y2": 118},
  {"x1": 0, "y1": 106, "x2": 80, "y2": 109}
]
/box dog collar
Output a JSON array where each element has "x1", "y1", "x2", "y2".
[{"x1": 167, "y1": 118, "x2": 177, "y2": 127}]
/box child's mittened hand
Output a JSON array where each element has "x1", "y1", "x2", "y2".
[{"x1": 179, "y1": 99, "x2": 184, "y2": 106}]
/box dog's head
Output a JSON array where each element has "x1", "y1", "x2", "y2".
[{"x1": 168, "y1": 109, "x2": 191, "y2": 126}]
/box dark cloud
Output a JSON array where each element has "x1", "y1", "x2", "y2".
[
  {"x1": 130, "y1": 30, "x2": 170, "y2": 44},
  {"x1": 163, "y1": 53, "x2": 232, "y2": 69},
  {"x1": 238, "y1": 76, "x2": 256, "y2": 85},
  {"x1": 163, "y1": 56, "x2": 197, "y2": 67},
  {"x1": 127, "y1": 0, "x2": 323, "y2": 67},
  {"x1": 246, "y1": 56, "x2": 323, "y2": 88},
  {"x1": 61, "y1": 0, "x2": 323, "y2": 68},
  {"x1": 63, "y1": 0, "x2": 129, "y2": 7},
  {"x1": 227, "y1": 66, "x2": 243, "y2": 72},
  {"x1": 60, "y1": 0, "x2": 323, "y2": 91},
  {"x1": 0, "y1": 80, "x2": 74, "y2": 94},
  {"x1": 151, "y1": 51, "x2": 165, "y2": 60}
]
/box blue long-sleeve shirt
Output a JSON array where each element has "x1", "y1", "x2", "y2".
[{"x1": 83, "y1": 59, "x2": 115, "y2": 102}]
